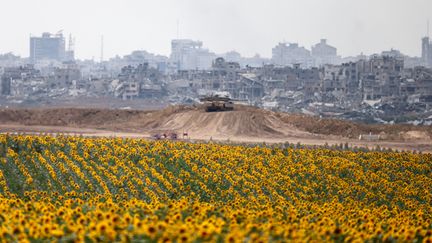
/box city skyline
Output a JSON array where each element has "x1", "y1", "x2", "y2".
[{"x1": 1, "y1": 0, "x2": 432, "y2": 60}]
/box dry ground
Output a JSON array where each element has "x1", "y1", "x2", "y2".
[{"x1": 0, "y1": 105, "x2": 431, "y2": 152}]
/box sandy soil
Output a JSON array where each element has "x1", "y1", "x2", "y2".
[
  {"x1": 0, "y1": 124, "x2": 430, "y2": 153},
  {"x1": 0, "y1": 105, "x2": 431, "y2": 153}
]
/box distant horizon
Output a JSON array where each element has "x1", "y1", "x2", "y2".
[
  {"x1": 1, "y1": 0, "x2": 431, "y2": 60},
  {"x1": 1, "y1": 35, "x2": 427, "y2": 62}
]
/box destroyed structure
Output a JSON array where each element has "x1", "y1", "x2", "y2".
[
  {"x1": 114, "y1": 63, "x2": 165, "y2": 100},
  {"x1": 1, "y1": 36, "x2": 432, "y2": 124}
]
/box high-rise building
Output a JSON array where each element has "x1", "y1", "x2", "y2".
[
  {"x1": 30, "y1": 32, "x2": 66, "y2": 63},
  {"x1": 422, "y1": 36, "x2": 432, "y2": 67}
]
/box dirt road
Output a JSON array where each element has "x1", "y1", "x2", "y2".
[{"x1": 1, "y1": 124, "x2": 430, "y2": 153}]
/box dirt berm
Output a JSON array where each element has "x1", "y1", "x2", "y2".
[{"x1": 0, "y1": 105, "x2": 431, "y2": 141}]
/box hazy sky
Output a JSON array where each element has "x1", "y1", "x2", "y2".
[{"x1": 1, "y1": 0, "x2": 431, "y2": 60}]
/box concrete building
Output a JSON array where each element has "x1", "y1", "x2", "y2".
[
  {"x1": 359, "y1": 56, "x2": 403, "y2": 100},
  {"x1": 106, "y1": 50, "x2": 170, "y2": 75},
  {"x1": 272, "y1": 43, "x2": 314, "y2": 67},
  {"x1": 404, "y1": 66, "x2": 432, "y2": 95},
  {"x1": 50, "y1": 62, "x2": 82, "y2": 88},
  {"x1": 421, "y1": 36, "x2": 432, "y2": 67},
  {"x1": 258, "y1": 64, "x2": 320, "y2": 97},
  {"x1": 382, "y1": 49, "x2": 404, "y2": 59},
  {"x1": 1, "y1": 65, "x2": 41, "y2": 96},
  {"x1": 311, "y1": 39, "x2": 339, "y2": 66},
  {"x1": 30, "y1": 32, "x2": 66, "y2": 63},
  {"x1": 237, "y1": 73, "x2": 264, "y2": 101},
  {"x1": 212, "y1": 57, "x2": 240, "y2": 82},
  {"x1": 341, "y1": 62, "x2": 360, "y2": 95},
  {"x1": 170, "y1": 39, "x2": 216, "y2": 70},
  {"x1": 400, "y1": 67, "x2": 432, "y2": 106},
  {"x1": 321, "y1": 65, "x2": 346, "y2": 93},
  {"x1": 0, "y1": 53, "x2": 25, "y2": 68},
  {"x1": 114, "y1": 63, "x2": 165, "y2": 99},
  {"x1": 123, "y1": 50, "x2": 168, "y2": 68},
  {"x1": 122, "y1": 82, "x2": 140, "y2": 100}
]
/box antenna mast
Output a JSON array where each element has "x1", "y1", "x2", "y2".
[{"x1": 68, "y1": 34, "x2": 75, "y2": 52}]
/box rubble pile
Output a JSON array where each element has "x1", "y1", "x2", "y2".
[{"x1": 1, "y1": 54, "x2": 432, "y2": 124}]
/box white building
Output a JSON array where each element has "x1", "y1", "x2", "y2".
[
  {"x1": 170, "y1": 39, "x2": 216, "y2": 70},
  {"x1": 272, "y1": 42, "x2": 314, "y2": 67},
  {"x1": 311, "y1": 39, "x2": 340, "y2": 66}
]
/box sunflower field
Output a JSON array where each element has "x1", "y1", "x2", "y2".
[{"x1": 0, "y1": 134, "x2": 431, "y2": 242}]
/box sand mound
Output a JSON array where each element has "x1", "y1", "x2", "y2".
[
  {"x1": 0, "y1": 105, "x2": 431, "y2": 141},
  {"x1": 0, "y1": 106, "x2": 311, "y2": 139},
  {"x1": 148, "y1": 109, "x2": 309, "y2": 138}
]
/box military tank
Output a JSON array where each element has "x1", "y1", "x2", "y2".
[{"x1": 199, "y1": 94, "x2": 234, "y2": 112}]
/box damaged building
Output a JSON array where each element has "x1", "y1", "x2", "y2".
[
  {"x1": 49, "y1": 62, "x2": 82, "y2": 88},
  {"x1": 359, "y1": 55, "x2": 403, "y2": 100},
  {"x1": 1, "y1": 65, "x2": 42, "y2": 96},
  {"x1": 1, "y1": 43, "x2": 432, "y2": 124},
  {"x1": 115, "y1": 63, "x2": 165, "y2": 100}
]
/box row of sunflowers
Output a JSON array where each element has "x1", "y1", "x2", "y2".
[{"x1": 0, "y1": 134, "x2": 431, "y2": 242}]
